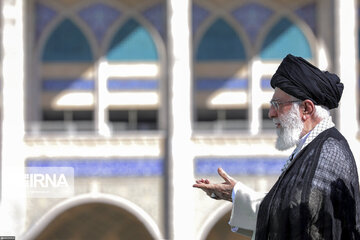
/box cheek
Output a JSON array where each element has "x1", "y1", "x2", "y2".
[
  {"x1": 278, "y1": 105, "x2": 295, "y2": 118},
  {"x1": 278, "y1": 111, "x2": 287, "y2": 120},
  {"x1": 299, "y1": 112, "x2": 307, "y2": 121}
]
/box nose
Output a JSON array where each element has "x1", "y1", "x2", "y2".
[{"x1": 268, "y1": 105, "x2": 277, "y2": 119}]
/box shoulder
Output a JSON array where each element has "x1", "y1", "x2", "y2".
[
  {"x1": 312, "y1": 128, "x2": 357, "y2": 190},
  {"x1": 315, "y1": 127, "x2": 352, "y2": 159},
  {"x1": 320, "y1": 128, "x2": 353, "y2": 161}
]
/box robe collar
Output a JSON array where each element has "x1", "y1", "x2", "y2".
[{"x1": 281, "y1": 116, "x2": 335, "y2": 172}]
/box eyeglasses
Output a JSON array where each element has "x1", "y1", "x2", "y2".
[{"x1": 270, "y1": 100, "x2": 302, "y2": 110}]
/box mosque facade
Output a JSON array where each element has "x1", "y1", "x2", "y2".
[{"x1": 0, "y1": 0, "x2": 358, "y2": 239}]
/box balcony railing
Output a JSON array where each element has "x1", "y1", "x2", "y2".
[
  {"x1": 26, "y1": 120, "x2": 274, "y2": 136},
  {"x1": 26, "y1": 121, "x2": 95, "y2": 136},
  {"x1": 194, "y1": 120, "x2": 248, "y2": 132},
  {"x1": 194, "y1": 119, "x2": 276, "y2": 133},
  {"x1": 26, "y1": 121, "x2": 159, "y2": 136}
]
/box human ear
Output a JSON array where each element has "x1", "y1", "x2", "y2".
[{"x1": 302, "y1": 100, "x2": 315, "y2": 119}]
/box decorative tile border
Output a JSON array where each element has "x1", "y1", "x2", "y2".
[
  {"x1": 78, "y1": 3, "x2": 121, "y2": 44},
  {"x1": 35, "y1": 3, "x2": 57, "y2": 41},
  {"x1": 192, "y1": 3, "x2": 210, "y2": 35},
  {"x1": 27, "y1": 157, "x2": 286, "y2": 177},
  {"x1": 42, "y1": 79, "x2": 95, "y2": 91},
  {"x1": 143, "y1": 3, "x2": 166, "y2": 40},
  {"x1": 295, "y1": 3, "x2": 317, "y2": 35},
  {"x1": 261, "y1": 78, "x2": 272, "y2": 89},
  {"x1": 26, "y1": 158, "x2": 164, "y2": 177},
  {"x1": 107, "y1": 79, "x2": 158, "y2": 90},
  {"x1": 232, "y1": 3, "x2": 273, "y2": 44},
  {"x1": 196, "y1": 78, "x2": 248, "y2": 90},
  {"x1": 195, "y1": 157, "x2": 286, "y2": 176}
]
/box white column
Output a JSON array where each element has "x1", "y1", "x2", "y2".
[
  {"x1": 167, "y1": 0, "x2": 195, "y2": 239},
  {"x1": 96, "y1": 59, "x2": 111, "y2": 136},
  {"x1": 250, "y1": 59, "x2": 262, "y2": 135},
  {"x1": 317, "y1": 0, "x2": 332, "y2": 70},
  {"x1": 25, "y1": 2, "x2": 40, "y2": 125},
  {"x1": 333, "y1": 0, "x2": 359, "y2": 161},
  {"x1": 0, "y1": 0, "x2": 26, "y2": 236}
]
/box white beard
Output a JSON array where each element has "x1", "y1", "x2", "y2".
[{"x1": 274, "y1": 104, "x2": 304, "y2": 151}]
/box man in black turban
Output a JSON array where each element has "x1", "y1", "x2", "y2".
[{"x1": 194, "y1": 54, "x2": 360, "y2": 239}]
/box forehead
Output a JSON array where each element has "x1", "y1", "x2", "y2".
[{"x1": 271, "y1": 87, "x2": 291, "y2": 100}]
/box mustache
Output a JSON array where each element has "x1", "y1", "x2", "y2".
[{"x1": 273, "y1": 118, "x2": 280, "y2": 124}]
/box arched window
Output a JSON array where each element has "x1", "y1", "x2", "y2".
[
  {"x1": 106, "y1": 18, "x2": 158, "y2": 61},
  {"x1": 194, "y1": 18, "x2": 248, "y2": 131},
  {"x1": 40, "y1": 18, "x2": 94, "y2": 133},
  {"x1": 42, "y1": 19, "x2": 93, "y2": 62},
  {"x1": 260, "y1": 17, "x2": 312, "y2": 60},
  {"x1": 105, "y1": 18, "x2": 160, "y2": 131},
  {"x1": 196, "y1": 18, "x2": 246, "y2": 61}
]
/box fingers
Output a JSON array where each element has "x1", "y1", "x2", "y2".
[
  {"x1": 193, "y1": 181, "x2": 219, "y2": 199},
  {"x1": 194, "y1": 178, "x2": 210, "y2": 185},
  {"x1": 217, "y1": 167, "x2": 231, "y2": 182},
  {"x1": 193, "y1": 179, "x2": 217, "y2": 193},
  {"x1": 199, "y1": 179, "x2": 209, "y2": 184},
  {"x1": 193, "y1": 182, "x2": 213, "y2": 190},
  {"x1": 193, "y1": 170, "x2": 235, "y2": 202}
]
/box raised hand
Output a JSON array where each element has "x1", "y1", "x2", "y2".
[{"x1": 193, "y1": 167, "x2": 237, "y2": 202}]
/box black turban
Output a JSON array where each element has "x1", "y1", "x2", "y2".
[{"x1": 270, "y1": 54, "x2": 343, "y2": 109}]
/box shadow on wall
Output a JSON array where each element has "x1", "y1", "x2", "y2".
[
  {"x1": 206, "y1": 211, "x2": 251, "y2": 240},
  {"x1": 34, "y1": 202, "x2": 155, "y2": 240}
]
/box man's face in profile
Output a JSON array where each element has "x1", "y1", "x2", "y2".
[{"x1": 269, "y1": 88, "x2": 304, "y2": 150}]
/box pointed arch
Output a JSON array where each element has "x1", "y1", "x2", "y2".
[
  {"x1": 35, "y1": 2, "x2": 57, "y2": 41},
  {"x1": 106, "y1": 18, "x2": 158, "y2": 61},
  {"x1": 78, "y1": 3, "x2": 121, "y2": 44},
  {"x1": 196, "y1": 18, "x2": 246, "y2": 61},
  {"x1": 42, "y1": 18, "x2": 93, "y2": 62},
  {"x1": 260, "y1": 17, "x2": 312, "y2": 60},
  {"x1": 192, "y1": 3, "x2": 210, "y2": 35},
  {"x1": 231, "y1": 3, "x2": 274, "y2": 44}
]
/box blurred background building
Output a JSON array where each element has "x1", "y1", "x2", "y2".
[{"x1": 0, "y1": 0, "x2": 358, "y2": 239}]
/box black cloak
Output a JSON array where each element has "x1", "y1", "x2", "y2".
[{"x1": 255, "y1": 128, "x2": 360, "y2": 239}]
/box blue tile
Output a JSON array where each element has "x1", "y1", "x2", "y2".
[
  {"x1": 192, "y1": 3, "x2": 210, "y2": 35},
  {"x1": 196, "y1": 18, "x2": 246, "y2": 61},
  {"x1": 108, "y1": 79, "x2": 158, "y2": 90},
  {"x1": 195, "y1": 157, "x2": 286, "y2": 175},
  {"x1": 78, "y1": 3, "x2": 121, "y2": 44},
  {"x1": 106, "y1": 19, "x2": 158, "y2": 61},
  {"x1": 143, "y1": 3, "x2": 166, "y2": 40},
  {"x1": 35, "y1": 3, "x2": 57, "y2": 41},
  {"x1": 261, "y1": 78, "x2": 272, "y2": 89},
  {"x1": 295, "y1": 3, "x2": 317, "y2": 35},
  {"x1": 42, "y1": 19, "x2": 93, "y2": 62},
  {"x1": 196, "y1": 78, "x2": 248, "y2": 90},
  {"x1": 42, "y1": 79, "x2": 95, "y2": 91},
  {"x1": 232, "y1": 3, "x2": 273, "y2": 43},
  {"x1": 26, "y1": 158, "x2": 164, "y2": 177}
]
